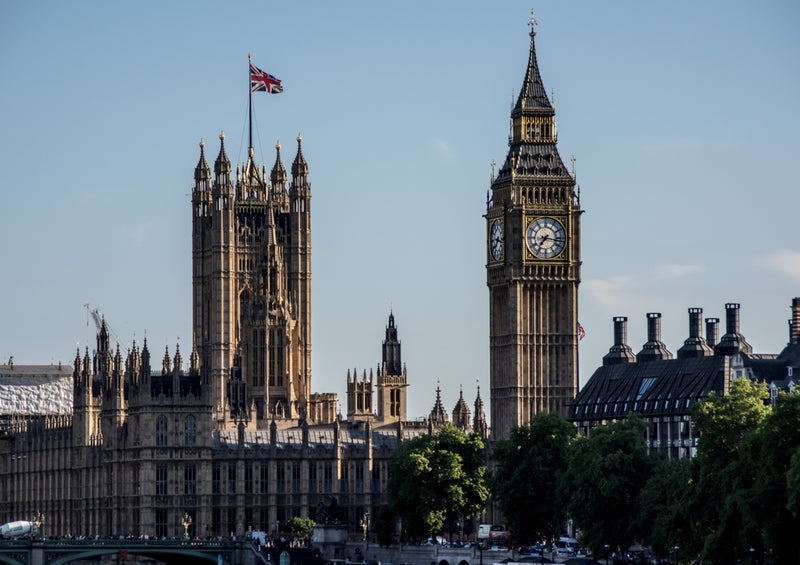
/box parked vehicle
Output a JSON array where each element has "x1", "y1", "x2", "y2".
[{"x1": 553, "y1": 536, "x2": 579, "y2": 556}]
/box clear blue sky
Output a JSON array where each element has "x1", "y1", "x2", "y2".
[{"x1": 1, "y1": 1, "x2": 798, "y2": 422}]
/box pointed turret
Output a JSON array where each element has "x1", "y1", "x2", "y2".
[
  {"x1": 271, "y1": 141, "x2": 287, "y2": 194},
  {"x1": 162, "y1": 345, "x2": 172, "y2": 376},
  {"x1": 473, "y1": 384, "x2": 488, "y2": 440},
  {"x1": 214, "y1": 132, "x2": 231, "y2": 179},
  {"x1": 428, "y1": 382, "x2": 448, "y2": 426},
  {"x1": 452, "y1": 387, "x2": 472, "y2": 432},
  {"x1": 195, "y1": 139, "x2": 211, "y2": 186},
  {"x1": 291, "y1": 134, "x2": 309, "y2": 183},
  {"x1": 493, "y1": 11, "x2": 571, "y2": 185}
]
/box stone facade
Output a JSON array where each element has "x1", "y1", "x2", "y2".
[{"x1": 0, "y1": 126, "x2": 488, "y2": 540}]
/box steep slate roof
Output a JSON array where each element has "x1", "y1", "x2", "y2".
[{"x1": 569, "y1": 356, "x2": 730, "y2": 421}]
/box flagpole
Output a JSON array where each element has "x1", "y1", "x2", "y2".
[{"x1": 248, "y1": 53, "x2": 253, "y2": 150}]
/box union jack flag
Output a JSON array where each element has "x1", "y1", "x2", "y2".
[
  {"x1": 250, "y1": 64, "x2": 283, "y2": 93},
  {"x1": 578, "y1": 323, "x2": 586, "y2": 340}
]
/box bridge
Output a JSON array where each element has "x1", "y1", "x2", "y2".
[{"x1": 0, "y1": 538, "x2": 324, "y2": 565}]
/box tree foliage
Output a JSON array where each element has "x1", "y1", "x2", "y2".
[
  {"x1": 283, "y1": 516, "x2": 315, "y2": 539},
  {"x1": 686, "y1": 378, "x2": 771, "y2": 564},
  {"x1": 563, "y1": 414, "x2": 652, "y2": 556},
  {"x1": 388, "y1": 424, "x2": 488, "y2": 543},
  {"x1": 491, "y1": 413, "x2": 575, "y2": 546}
]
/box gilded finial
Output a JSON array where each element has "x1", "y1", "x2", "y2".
[
  {"x1": 296, "y1": 133, "x2": 303, "y2": 143},
  {"x1": 490, "y1": 159, "x2": 496, "y2": 179},
  {"x1": 275, "y1": 141, "x2": 281, "y2": 151},
  {"x1": 248, "y1": 52, "x2": 252, "y2": 61},
  {"x1": 219, "y1": 131, "x2": 225, "y2": 142},
  {"x1": 199, "y1": 138, "x2": 205, "y2": 150},
  {"x1": 529, "y1": 9, "x2": 536, "y2": 33},
  {"x1": 570, "y1": 155, "x2": 576, "y2": 176}
]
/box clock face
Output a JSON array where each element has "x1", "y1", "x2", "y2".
[
  {"x1": 526, "y1": 217, "x2": 566, "y2": 259},
  {"x1": 490, "y1": 219, "x2": 504, "y2": 261}
]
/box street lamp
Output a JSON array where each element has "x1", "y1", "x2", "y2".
[
  {"x1": 182, "y1": 512, "x2": 193, "y2": 539},
  {"x1": 33, "y1": 510, "x2": 44, "y2": 539},
  {"x1": 360, "y1": 511, "x2": 370, "y2": 541},
  {"x1": 604, "y1": 543, "x2": 610, "y2": 565},
  {"x1": 672, "y1": 545, "x2": 679, "y2": 564}
]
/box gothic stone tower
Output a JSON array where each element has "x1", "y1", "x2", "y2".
[
  {"x1": 486, "y1": 16, "x2": 581, "y2": 440},
  {"x1": 376, "y1": 311, "x2": 408, "y2": 423},
  {"x1": 192, "y1": 133, "x2": 312, "y2": 426}
]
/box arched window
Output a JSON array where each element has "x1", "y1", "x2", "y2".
[
  {"x1": 156, "y1": 416, "x2": 168, "y2": 447},
  {"x1": 184, "y1": 415, "x2": 196, "y2": 447}
]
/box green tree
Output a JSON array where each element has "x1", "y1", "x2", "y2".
[
  {"x1": 638, "y1": 455, "x2": 694, "y2": 559},
  {"x1": 283, "y1": 516, "x2": 315, "y2": 540},
  {"x1": 688, "y1": 378, "x2": 771, "y2": 564},
  {"x1": 562, "y1": 415, "x2": 652, "y2": 556},
  {"x1": 736, "y1": 392, "x2": 800, "y2": 564},
  {"x1": 491, "y1": 413, "x2": 575, "y2": 546},
  {"x1": 372, "y1": 505, "x2": 395, "y2": 547},
  {"x1": 388, "y1": 424, "x2": 489, "y2": 543}
]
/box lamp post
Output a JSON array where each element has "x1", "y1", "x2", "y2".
[
  {"x1": 360, "y1": 511, "x2": 370, "y2": 541},
  {"x1": 33, "y1": 510, "x2": 44, "y2": 539},
  {"x1": 672, "y1": 545, "x2": 679, "y2": 565},
  {"x1": 182, "y1": 512, "x2": 192, "y2": 539},
  {"x1": 604, "y1": 544, "x2": 610, "y2": 565}
]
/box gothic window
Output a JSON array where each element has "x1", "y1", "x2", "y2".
[
  {"x1": 341, "y1": 463, "x2": 349, "y2": 493},
  {"x1": 156, "y1": 465, "x2": 168, "y2": 496},
  {"x1": 309, "y1": 464, "x2": 317, "y2": 494},
  {"x1": 156, "y1": 416, "x2": 168, "y2": 447},
  {"x1": 245, "y1": 462, "x2": 253, "y2": 494},
  {"x1": 260, "y1": 464, "x2": 268, "y2": 494},
  {"x1": 269, "y1": 330, "x2": 285, "y2": 387},
  {"x1": 184, "y1": 465, "x2": 196, "y2": 495},
  {"x1": 212, "y1": 463, "x2": 221, "y2": 494},
  {"x1": 155, "y1": 509, "x2": 168, "y2": 539},
  {"x1": 227, "y1": 464, "x2": 236, "y2": 494},
  {"x1": 390, "y1": 389, "x2": 400, "y2": 417},
  {"x1": 323, "y1": 463, "x2": 333, "y2": 493},
  {"x1": 277, "y1": 464, "x2": 286, "y2": 493},
  {"x1": 355, "y1": 464, "x2": 364, "y2": 493},
  {"x1": 371, "y1": 465, "x2": 381, "y2": 492},
  {"x1": 184, "y1": 415, "x2": 196, "y2": 447},
  {"x1": 292, "y1": 463, "x2": 301, "y2": 493}
]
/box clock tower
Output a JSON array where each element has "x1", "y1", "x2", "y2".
[{"x1": 486, "y1": 13, "x2": 581, "y2": 440}]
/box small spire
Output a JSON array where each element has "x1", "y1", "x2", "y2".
[
  {"x1": 291, "y1": 133, "x2": 308, "y2": 177},
  {"x1": 195, "y1": 139, "x2": 211, "y2": 184},
  {"x1": 214, "y1": 131, "x2": 231, "y2": 176},
  {"x1": 271, "y1": 140, "x2": 287, "y2": 189}
]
